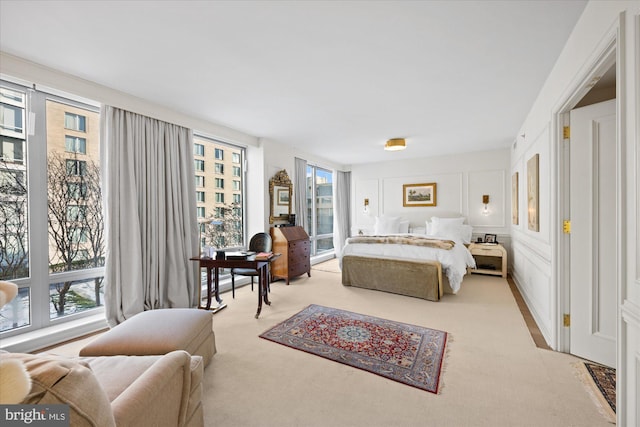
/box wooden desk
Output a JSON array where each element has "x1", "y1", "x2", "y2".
[{"x1": 190, "y1": 255, "x2": 277, "y2": 318}]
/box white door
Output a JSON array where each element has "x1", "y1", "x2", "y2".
[{"x1": 569, "y1": 99, "x2": 616, "y2": 368}]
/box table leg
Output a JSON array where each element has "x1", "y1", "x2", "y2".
[
  {"x1": 214, "y1": 267, "x2": 222, "y2": 304},
  {"x1": 255, "y1": 273, "x2": 263, "y2": 319},
  {"x1": 263, "y1": 265, "x2": 271, "y2": 306},
  {"x1": 205, "y1": 266, "x2": 213, "y2": 310}
]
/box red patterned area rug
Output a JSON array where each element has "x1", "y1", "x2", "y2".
[{"x1": 259, "y1": 304, "x2": 448, "y2": 394}]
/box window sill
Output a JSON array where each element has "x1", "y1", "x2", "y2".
[{"x1": 1, "y1": 311, "x2": 109, "y2": 354}]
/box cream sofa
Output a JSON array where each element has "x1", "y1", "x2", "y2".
[{"x1": 1, "y1": 349, "x2": 204, "y2": 427}]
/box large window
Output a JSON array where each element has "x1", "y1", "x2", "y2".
[
  {"x1": 193, "y1": 135, "x2": 245, "y2": 252},
  {"x1": 0, "y1": 81, "x2": 104, "y2": 335},
  {"x1": 306, "y1": 165, "x2": 334, "y2": 256}
]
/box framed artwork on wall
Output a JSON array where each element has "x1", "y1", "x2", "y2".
[
  {"x1": 403, "y1": 183, "x2": 437, "y2": 207},
  {"x1": 527, "y1": 154, "x2": 539, "y2": 231},
  {"x1": 277, "y1": 188, "x2": 290, "y2": 206},
  {"x1": 512, "y1": 172, "x2": 519, "y2": 225}
]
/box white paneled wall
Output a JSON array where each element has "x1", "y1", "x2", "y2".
[{"x1": 350, "y1": 148, "x2": 511, "y2": 243}]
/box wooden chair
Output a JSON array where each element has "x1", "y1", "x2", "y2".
[{"x1": 230, "y1": 232, "x2": 272, "y2": 298}]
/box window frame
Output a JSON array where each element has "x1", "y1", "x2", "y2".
[
  {"x1": 306, "y1": 164, "x2": 334, "y2": 257},
  {"x1": 0, "y1": 80, "x2": 104, "y2": 340}
]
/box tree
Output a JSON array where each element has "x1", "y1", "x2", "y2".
[
  {"x1": 202, "y1": 202, "x2": 243, "y2": 250},
  {"x1": 0, "y1": 159, "x2": 29, "y2": 280},
  {"x1": 47, "y1": 152, "x2": 105, "y2": 316}
]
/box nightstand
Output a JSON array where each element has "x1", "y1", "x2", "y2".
[{"x1": 468, "y1": 243, "x2": 507, "y2": 278}]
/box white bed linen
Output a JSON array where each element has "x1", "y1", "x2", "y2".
[{"x1": 340, "y1": 233, "x2": 476, "y2": 293}]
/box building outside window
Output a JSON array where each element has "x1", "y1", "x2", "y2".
[
  {"x1": 195, "y1": 175, "x2": 204, "y2": 187},
  {"x1": 306, "y1": 165, "x2": 334, "y2": 256},
  {"x1": 215, "y1": 178, "x2": 224, "y2": 189},
  {"x1": 233, "y1": 166, "x2": 240, "y2": 177},
  {"x1": 194, "y1": 143, "x2": 204, "y2": 156},
  {"x1": 0, "y1": 80, "x2": 104, "y2": 336},
  {"x1": 215, "y1": 163, "x2": 224, "y2": 174},
  {"x1": 196, "y1": 191, "x2": 205, "y2": 202},
  {"x1": 232, "y1": 152, "x2": 240, "y2": 163},
  {"x1": 194, "y1": 159, "x2": 204, "y2": 172},
  {"x1": 215, "y1": 148, "x2": 223, "y2": 160}
]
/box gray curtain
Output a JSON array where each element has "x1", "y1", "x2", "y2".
[
  {"x1": 102, "y1": 106, "x2": 199, "y2": 327},
  {"x1": 294, "y1": 157, "x2": 308, "y2": 231},
  {"x1": 333, "y1": 170, "x2": 351, "y2": 256}
]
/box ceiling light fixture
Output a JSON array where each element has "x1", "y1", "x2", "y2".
[{"x1": 384, "y1": 138, "x2": 406, "y2": 151}]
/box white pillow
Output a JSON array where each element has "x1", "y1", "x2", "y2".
[
  {"x1": 411, "y1": 226, "x2": 426, "y2": 235},
  {"x1": 431, "y1": 217, "x2": 465, "y2": 226},
  {"x1": 399, "y1": 220, "x2": 410, "y2": 234},
  {"x1": 459, "y1": 224, "x2": 473, "y2": 244},
  {"x1": 425, "y1": 221, "x2": 432, "y2": 235},
  {"x1": 428, "y1": 220, "x2": 473, "y2": 244},
  {"x1": 374, "y1": 216, "x2": 401, "y2": 234}
]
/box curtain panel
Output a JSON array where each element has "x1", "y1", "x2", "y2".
[
  {"x1": 294, "y1": 157, "x2": 308, "y2": 231},
  {"x1": 333, "y1": 170, "x2": 351, "y2": 256},
  {"x1": 102, "y1": 106, "x2": 199, "y2": 326}
]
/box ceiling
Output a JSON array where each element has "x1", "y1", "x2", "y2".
[{"x1": 0, "y1": 0, "x2": 587, "y2": 166}]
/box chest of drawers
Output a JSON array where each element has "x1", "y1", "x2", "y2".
[{"x1": 270, "y1": 226, "x2": 311, "y2": 285}]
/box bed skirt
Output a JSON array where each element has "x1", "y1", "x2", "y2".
[{"x1": 341, "y1": 255, "x2": 451, "y2": 302}]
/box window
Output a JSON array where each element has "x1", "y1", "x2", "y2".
[
  {"x1": 232, "y1": 166, "x2": 240, "y2": 177},
  {"x1": 195, "y1": 176, "x2": 204, "y2": 187},
  {"x1": 67, "y1": 182, "x2": 88, "y2": 199},
  {"x1": 232, "y1": 153, "x2": 240, "y2": 163},
  {"x1": 197, "y1": 206, "x2": 205, "y2": 218},
  {"x1": 64, "y1": 112, "x2": 86, "y2": 132},
  {"x1": 192, "y1": 135, "x2": 245, "y2": 256},
  {"x1": 194, "y1": 143, "x2": 204, "y2": 156},
  {"x1": 0, "y1": 80, "x2": 105, "y2": 336},
  {"x1": 0, "y1": 87, "x2": 25, "y2": 139},
  {"x1": 306, "y1": 165, "x2": 334, "y2": 256},
  {"x1": 65, "y1": 135, "x2": 86, "y2": 154},
  {"x1": 66, "y1": 159, "x2": 86, "y2": 176},
  {"x1": 194, "y1": 159, "x2": 204, "y2": 172},
  {"x1": 1, "y1": 137, "x2": 24, "y2": 164},
  {"x1": 71, "y1": 228, "x2": 88, "y2": 243}
]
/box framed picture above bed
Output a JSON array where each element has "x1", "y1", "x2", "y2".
[{"x1": 403, "y1": 182, "x2": 437, "y2": 207}]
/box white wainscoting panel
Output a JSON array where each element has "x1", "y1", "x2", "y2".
[{"x1": 512, "y1": 240, "x2": 554, "y2": 346}]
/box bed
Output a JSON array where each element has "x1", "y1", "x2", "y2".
[{"x1": 340, "y1": 216, "x2": 476, "y2": 301}]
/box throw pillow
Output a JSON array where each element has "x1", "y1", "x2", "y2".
[
  {"x1": 3, "y1": 353, "x2": 116, "y2": 427},
  {"x1": 374, "y1": 216, "x2": 401, "y2": 234}
]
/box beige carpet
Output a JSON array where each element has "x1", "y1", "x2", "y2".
[{"x1": 51, "y1": 262, "x2": 612, "y2": 426}]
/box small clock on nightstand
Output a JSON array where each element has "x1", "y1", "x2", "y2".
[{"x1": 468, "y1": 242, "x2": 507, "y2": 278}]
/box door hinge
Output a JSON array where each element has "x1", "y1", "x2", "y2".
[
  {"x1": 563, "y1": 220, "x2": 571, "y2": 234},
  {"x1": 563, "y1": 314, "x2": 571, "y2": 327},
  {"x1": 563, "y1": 126, "x2": 570, "y2": 139}
]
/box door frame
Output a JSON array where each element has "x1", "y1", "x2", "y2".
[{"x1": 554, "y1": 15, "x2": 622, "y2": 354}]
